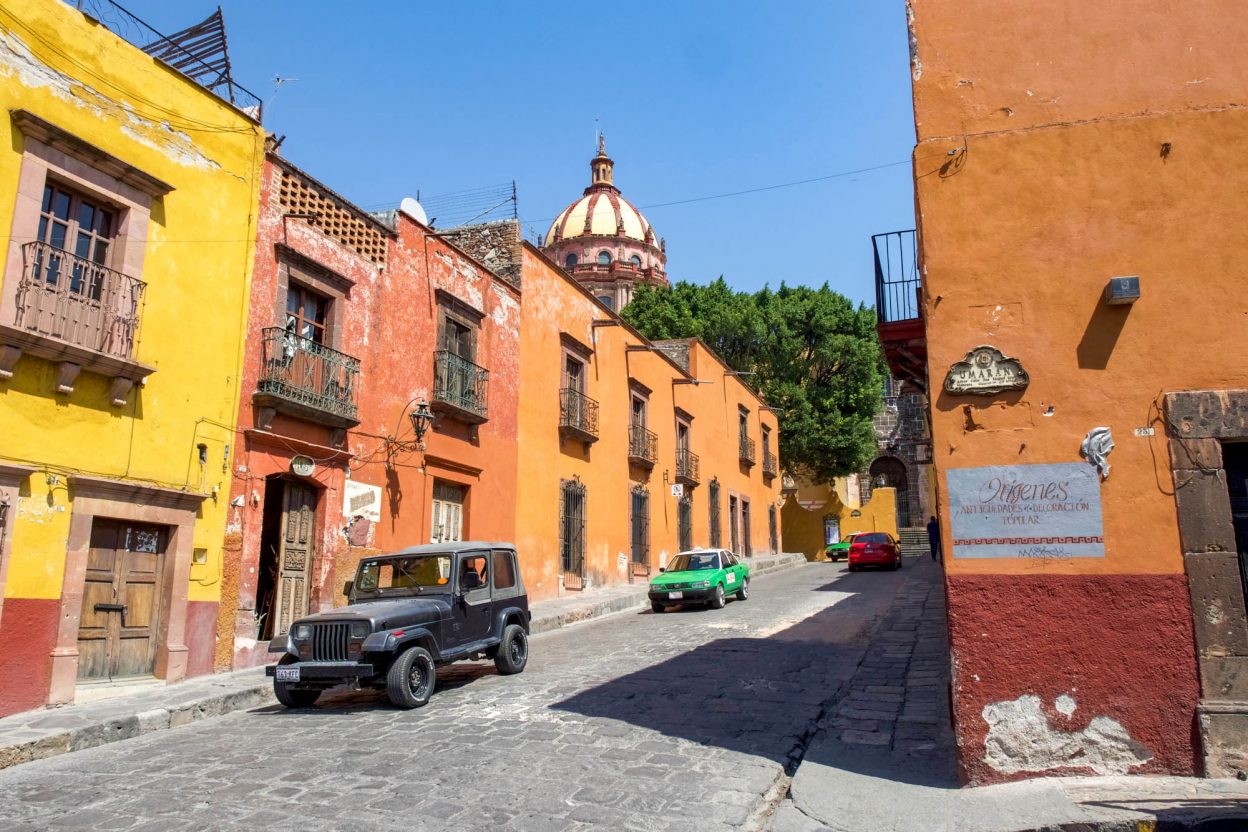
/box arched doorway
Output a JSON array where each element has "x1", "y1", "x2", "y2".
[{"x1": 869, "y1": 456, "x2": 911, "y2": 528}]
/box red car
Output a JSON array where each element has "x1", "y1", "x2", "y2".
[{"x1": 847, "y1": 532, "x2": 902, "y2": 571}]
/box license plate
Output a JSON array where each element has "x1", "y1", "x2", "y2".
[
  {"x1": 275, "y1": 666, "x2": 300, "y2": 682},
  {"x1": 668, "y1": 591, "x2": 683, "y2": 599}
]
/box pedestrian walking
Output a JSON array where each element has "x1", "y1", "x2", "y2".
[{"x1": 926, "y1": 515, "x2": 941, "y2": 561}]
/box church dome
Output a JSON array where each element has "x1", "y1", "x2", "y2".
[{"x1": 544, "y1": 189, "x2": 657, "y2": 247}]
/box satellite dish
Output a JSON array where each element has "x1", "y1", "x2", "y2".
[{"x1": 399, "y1": 197, "x2": 429, "y2": 226}]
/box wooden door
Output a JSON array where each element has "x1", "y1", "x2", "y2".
[
  {"x1": 77, "y1": 519, "x2": 167, "y2": 681},
  {"x1": 273, "y1": 482, "x2": 316, "y2": 637}
]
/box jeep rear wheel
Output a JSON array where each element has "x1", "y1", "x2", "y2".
[
  {"x1": 494, "y1": 624, "x2": 529, "y2": 675},
  {"x1": 387, "y1": 646, "x2": 435, "y2": 709}
]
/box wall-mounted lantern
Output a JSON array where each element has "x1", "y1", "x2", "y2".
[{"x1": 409, "y1": 400, "x2": 434, "y2": 447}]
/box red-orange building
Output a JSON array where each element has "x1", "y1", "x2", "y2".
[
  {"x1": 888, "y1": 0, "x2": 1248, "y2": 782},
  {"x1": 215, "y1": 152, "x2": 519, "y2": 672}
]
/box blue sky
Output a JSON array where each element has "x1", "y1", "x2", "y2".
[{"x1": 97, "y1": 1, "x2": 917, "y2": 306}]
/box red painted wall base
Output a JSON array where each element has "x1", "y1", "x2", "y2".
[
  {"x1": 947, "y1": 573, "x2": 1201, "y2": 784},
  {"x1": 0, "y1": 598, "x2": 58, "y2": 717},
  {"x1": 184, "y1": 600, "x2": 219, "y2": 679}
]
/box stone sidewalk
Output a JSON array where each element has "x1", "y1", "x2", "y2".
[
  {"x1": 0, "y1": 551, "x2": 805, "y2": 773},
  {"x1": 770, "y1": 555, "x2": 1248, "y2": 832}
]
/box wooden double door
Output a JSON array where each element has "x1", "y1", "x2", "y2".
[{"x1": 77, "y1": 519, "x2": 168, "y2": 681}]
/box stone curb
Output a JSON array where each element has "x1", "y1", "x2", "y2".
[{"x1": 0, "y1": 552, "x2": 809, "y2": 773}]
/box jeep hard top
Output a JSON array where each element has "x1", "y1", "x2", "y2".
[{"x1": 266, "y1": 542, "x2": 529, "y2": 709}]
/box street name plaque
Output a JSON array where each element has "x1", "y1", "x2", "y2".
[
  {"x1": 947, "y1": 463, "x2": 1105, "y2": 559},
  {"x1": 944, "y1": 345, "x2": 1029, "y2": 396}
]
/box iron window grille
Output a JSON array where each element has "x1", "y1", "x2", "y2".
[
  {"x1": 769, "y1": 505, "x2": 779, "y2": 554},
  {"x1": 677, "y1": 494, "x2": 693, "y2": 552},
  {"x1": 630, "y1": 486, "x2": 650, "y2": 573},
  {"x1": 708, "y1": 478, "x2": 722, "y2": 549},
  {"x1": 559, "y1": 478, "x2": 587, "y2": 577}
]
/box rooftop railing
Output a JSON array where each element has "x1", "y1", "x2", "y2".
[{"x1": 873, "y1": 229, "x2": 921, "y2": 324}]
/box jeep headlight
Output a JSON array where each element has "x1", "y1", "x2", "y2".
[
  {"x1": 350, "y1": 621, "x2": 370, "y2": 639},
  {"x1": 292, "y1": 624, "x2": 311, "y2": 640},
  {"x1": 692, "y1": 580, "x2": 711, "y2": 589}
]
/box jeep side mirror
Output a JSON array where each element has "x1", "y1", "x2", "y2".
[
  {"x1": 461, "y1": 571, "x2": 483, "y2": 591},
  {"x1": 343, "y1": 580, "x2": 353, "y2": 597}
]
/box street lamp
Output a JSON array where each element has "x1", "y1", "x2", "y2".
[{"x1": 408, "y1": 400, "x2": 433, "y2": 446}]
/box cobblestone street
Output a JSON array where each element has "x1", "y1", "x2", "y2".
[{"x1": 0, "y1": 559, "x2": 946, "y2": 832}]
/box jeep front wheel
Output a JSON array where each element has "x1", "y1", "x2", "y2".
[
  {"x1": 494, "y1": 624, "x2": 529, "y2": 675},
  {"x1": 274, "y1": 681, "x2": 320, "y2": 709},
  {"x1": 387, "y1": 646, "x2": 436, "y2": 709}
]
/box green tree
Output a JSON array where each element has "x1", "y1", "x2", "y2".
[{"x1": 624, "y1": 280, "x2": 884, "y2": 482}]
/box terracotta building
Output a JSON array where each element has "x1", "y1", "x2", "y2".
[
  {"x1": 217, "y1": 153, "x2": 520, "y2": 671},
  {"x1": 541, "y1": 136, "x2": 667, "y2": 312},
  {"x1": 885, "y1": 0, "x2": 1248, "y2": 782}
]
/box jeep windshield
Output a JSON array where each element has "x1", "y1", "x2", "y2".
[{"x1": 354, "y1": 554, "x2": 453, "y2": 598}]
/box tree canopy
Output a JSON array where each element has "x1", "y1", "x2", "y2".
[{"x1": 623, "y1": 278, "x2": 885, "y2": 482}]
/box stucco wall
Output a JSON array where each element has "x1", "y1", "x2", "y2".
[
  {"x1": 0, "y1": 0, "x2": 263, "y2": 714},
  {"x1": 908, "y1": 0, "x2": 1245, "y2": 782}
]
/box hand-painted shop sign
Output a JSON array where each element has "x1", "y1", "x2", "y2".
[
  {"x1": 947, "y1": 463, "x2": 1104, "y2": 559},
  {"x1": 343, "y1": 479, "x2": 382, "y2": 522},
  {"x1": 944, "y1": 345, "x2": 1029, "y2": 396}
]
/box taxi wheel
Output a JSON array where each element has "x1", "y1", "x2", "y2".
[
  {"x1": 736, "y1": 577, "x2": 750, "y2": 600},
  {"x1": 709, "y1": 583, "x2": 726, "y2": 610},
  {"x1": 651, "y1": 601, "x2": 665, "y2": 613}
]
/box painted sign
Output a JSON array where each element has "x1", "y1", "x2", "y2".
[
  {"x1": 671, "y1": 484, "x2": 685, "y2": 498},
  {"x1": 343, "y1": 479, "x2": 382, "y2": 523},
  {"x1": 290, "y1": 454, "x2": 316, "y2": 476},
  {"x1": 947, "y1": 463, "x2": 1104, "y2": 559},
  {"x1": 944, "y1": 346, "x2": 1029, "y2": 396}
]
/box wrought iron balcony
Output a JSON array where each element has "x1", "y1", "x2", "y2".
[
  {"x1": 15, "y1": 241, "x2": 145, "y2": 360},
  {"x1": 873, "y1": 229, "x2": 928, "y2": 392},
  {"x1": 676, "y1": 447, "x2": 700, "y2": 485},
  {"x1": 433, "y1": 349, "x2": 489, "y2": 424},
  {"x1": 739, "y1": 436, "x2": 756, "y2": 466},
  {"x1": 559, "y1": 388, "x2": 599, "y2": 443},
  {"x1": 256, "y1": 327, "x2": 360, "y2": 427},
  {"x1": 628, "y1": 423, "x2": 657, "y2": 467},
  {"x1": 763, "y1": 449, "x2": 779, "y2": 478}
]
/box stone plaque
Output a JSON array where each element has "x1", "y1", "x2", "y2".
[
  {"x1": 944, "y1": 345, "x2": 1029, "y2": 396},
  {"x1": 947, "y1": 463, "x2": 1105, "y2": 559}
]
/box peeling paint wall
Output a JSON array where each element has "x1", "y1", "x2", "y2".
[{"x1": 0, "y1": 0, "x2": 264, "y2": 712}]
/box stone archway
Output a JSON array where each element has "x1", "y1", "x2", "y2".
[{"x1": 869, "y1": 456, "x2": 911, "y2": 527}]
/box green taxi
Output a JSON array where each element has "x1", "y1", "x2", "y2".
[
  {"x1": 648, "y1": 549, "x2": 749, "y2": 612},
  {"x1": 825, "y1": 533, "x2": 859, "y2": 562}
]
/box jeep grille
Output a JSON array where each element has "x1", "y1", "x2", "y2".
[{"x1": 309, "y1": 623, "x2": 351, "y2": 661}]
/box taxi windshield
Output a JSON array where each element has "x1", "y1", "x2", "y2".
[
  {"x1": 355, "y1": 554, "x2": 452, "y2": 596},
  {"x1": 666, "y1": 553, "x2": 719, "y2": 572}
]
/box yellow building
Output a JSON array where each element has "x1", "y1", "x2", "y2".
[{"x1": 0, "y1": 0, "x2": 263, "y2": 716}]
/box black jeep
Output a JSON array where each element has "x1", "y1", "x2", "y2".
[{"x1": 266, "y1": 542, "x2": 530, "y2": 709}]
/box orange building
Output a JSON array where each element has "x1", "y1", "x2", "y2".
[
  {"x1": 515, "y1": 242, "x2": 783, "y2": 601},
  {"x1": 887, "y1": 0, "x2": 1248, "y2": 782}
]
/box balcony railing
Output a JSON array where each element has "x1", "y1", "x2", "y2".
[
  {"x1": 739, "y1": 436, "x2": 756, "y2": 465},
  {"x1": 257, "y1": 327, "x2": 360, "y2": 425},
  {"x1": 433, "y1": 350, "x2": 489, "y2": 423},
  {"x1": 676, "y1": 447, "x2": 700, "y2": 485},
  {"x1": 15, "y1": 241, "x2": 145, "y2": 359},
  {"x1": 628, "y1": 423, "x2": 657, "y2": 466},
  {"x1": 559, "y1": 388, "x2": 599, "y2": 443},
  {"x1": 763, "y1": 449, "x2": 779, "y2": 477},
  {"x1": 873, "y1": 229, "x2": 920, "y2": 324}
]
